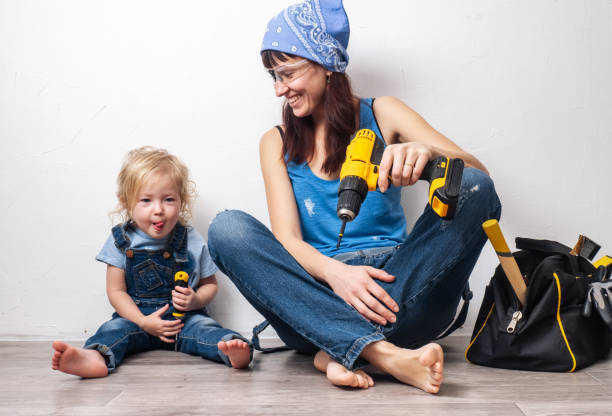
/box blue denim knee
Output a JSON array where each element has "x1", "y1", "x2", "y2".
[
  {"x1": 458, "y1": 168, "x2": 501, "y2": 220},
  {"x1": 209, "y1": 210, "x2": 255, "y2": 256}
]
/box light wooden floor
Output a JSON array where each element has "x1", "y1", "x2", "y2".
[{"x1": 2, "y1": 335, "x2": 611, "y2": 415}]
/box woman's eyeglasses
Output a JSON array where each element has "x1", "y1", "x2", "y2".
[{"x1": 267, "y1": 59, "x2": 312, "y2": 86}]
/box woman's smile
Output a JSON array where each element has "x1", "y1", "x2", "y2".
[{"x1": 287, "y1": 95, "x2": 301, "y2": 106}]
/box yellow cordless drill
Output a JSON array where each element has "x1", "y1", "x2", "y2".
[
  {"x1": 172, "y1": 271, "x2": 189, "y2": 351},
  {"x1": 335, "y1": 128, "x2": 464, "y2": 249}
]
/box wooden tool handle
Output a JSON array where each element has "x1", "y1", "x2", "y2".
[{"x1": 482, "y1": 219, "x2": 528, "y2": 306}]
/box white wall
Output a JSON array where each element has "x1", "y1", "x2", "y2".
[{"x1": 1, "y1": 0, "x2": 611, "y2": 340}]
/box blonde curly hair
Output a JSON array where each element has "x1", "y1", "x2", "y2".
[{"x1": 113, "y1": 146, "x2": 196, "y2": 225}]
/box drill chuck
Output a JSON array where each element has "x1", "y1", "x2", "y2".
[{"x1": 337, "y1": 175, "x2": 369, "y2": 221}]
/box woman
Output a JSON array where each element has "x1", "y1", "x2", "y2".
[{"x1": 208, "y1": 0, "x2": 500, "y2": 393}]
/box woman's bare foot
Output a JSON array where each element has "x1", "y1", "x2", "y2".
[
  {"x1": 51, "y1": 341, "x2": 108, "y2": 378},
  {"x1": 361, "y1": 341, "x2": 443, "y2": 393},
  {"x1": 217, "y1": 339, "x2": 251, "y2": 369},
  {"x1": 314, "y1": 350, "x2": 374, "y2": 389}
]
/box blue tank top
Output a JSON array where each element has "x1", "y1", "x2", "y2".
[{"x1": 286, "y1": 98, "x2": 407, "y2": 256}]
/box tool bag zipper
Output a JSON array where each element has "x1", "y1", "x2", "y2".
[{"x1": 506, "y1": 310, "x2": 523, "y2": 333}]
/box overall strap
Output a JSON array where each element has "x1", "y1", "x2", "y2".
[
  {"x1": 112, "y1": 222, "x2": 132, "y2": 252},
  {"x1": 168, "y1": 224, "x2": 189, "y2": 264}
]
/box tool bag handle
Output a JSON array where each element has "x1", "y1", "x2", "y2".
[
  {"x1": 515, "y1": 237, "x2": 571, "y2": 254},
  {"x1": 515, "y1": 237, "x2": 580, "y2": 275}
]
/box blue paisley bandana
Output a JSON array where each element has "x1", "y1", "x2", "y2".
[{"x1": 261, "y1": 0, "x2": 350, "y2": 73}]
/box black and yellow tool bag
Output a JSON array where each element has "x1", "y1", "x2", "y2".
[{"x1": 465, "y1": 238, "x2": 611, "y2": 372}]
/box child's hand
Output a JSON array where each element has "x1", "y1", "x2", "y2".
[
  {"x1": 139, "y1": 304, "x2": 184, "y2": 343},
  {"x1": 172, "y1": 286, "x2": 201, "y2": 312}
]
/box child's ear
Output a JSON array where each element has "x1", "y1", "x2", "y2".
[{"x1": 118, "y1": 196, "x2": 131, "y2": 219}]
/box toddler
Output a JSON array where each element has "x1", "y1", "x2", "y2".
[{"x1": 52, "y1": 146, "x2": 251, "y2": 377}]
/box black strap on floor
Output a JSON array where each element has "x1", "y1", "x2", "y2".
[
  {"x1": 251, "y1": 320, "x2": 292, "y2": 353},
  {"x1": 435, "y1": 283, "x2": 473, "y2": 340}
]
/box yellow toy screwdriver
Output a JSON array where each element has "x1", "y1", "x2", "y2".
[{"x1": 172, "y1": 271, "x2": 189, "y2": 352}]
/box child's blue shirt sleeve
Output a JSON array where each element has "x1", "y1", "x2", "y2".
[
  {"x1": 200, "y1": 242, "x2": 218, "y2": 277},
  {"x1": 187, "y1": 228, "x2": 218, "y2": 285},
  {"x1": 96, "y1": 234, "x2": 126, "y2": 270}
]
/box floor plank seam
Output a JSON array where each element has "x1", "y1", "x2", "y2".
[
  {"x1": 584, "y1": 370, "x2": 606, "y2": 386},
  {"x1": 514, "y1": 402, "x2": 529, "y2": 416},
  {"x1": 103, "y1": 389, "x2": 125, "y2": 408}
]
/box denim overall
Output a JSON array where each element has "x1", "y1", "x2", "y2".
[{"x1": 84, "y1": 222, "x2": 250, "y2": 371}]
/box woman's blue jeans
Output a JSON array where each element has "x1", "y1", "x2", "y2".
[{"x1": 208, "y1": 168, "x2": 501, "y2": 370}]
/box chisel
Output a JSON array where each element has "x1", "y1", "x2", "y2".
[{"x1": 482, "y1": 219, "x2": 528, "y2": 306}]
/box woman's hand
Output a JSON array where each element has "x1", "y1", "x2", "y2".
[
  {"x1": 378, "y1": 142, "x2": 434, "y2": 192},
  {"x1": 139, "y1": 304, "x2": 184, "y2": 343},
  {"x1": 172, "y1": 286, "x2": 201, "y2": 312},
  {"x1": 326, "y1": 264, "x2": 399, "y2": 325}
]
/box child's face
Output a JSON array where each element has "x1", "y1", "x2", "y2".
[{"x1": 130, "y1": 170, "x2": 182, "y2": 239}]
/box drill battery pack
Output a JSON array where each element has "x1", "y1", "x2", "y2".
[{"x1": 421, "y1": 157, "x2": 464, "y2": 219}]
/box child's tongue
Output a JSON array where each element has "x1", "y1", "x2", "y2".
[{"x1": 153, "y1": 222, "x2": 164, "y2": 231}]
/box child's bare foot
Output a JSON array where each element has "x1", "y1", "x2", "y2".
[
  {"x1": 51, "y1": 341, "x2": 108, "y2": 378},
  {"x1": 314, "y1": 350, "x2": 374, "y2": 389},
  {"x1": 217, "y1": 339, "x2": 251, "y2": 369},
  {"x1": 362, "y1": 341, "x2": 443, "y2": 393}
]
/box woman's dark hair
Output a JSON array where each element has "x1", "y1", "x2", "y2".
[{"x1": 262, "y1": 50, "x2": 357, "y2": 175}]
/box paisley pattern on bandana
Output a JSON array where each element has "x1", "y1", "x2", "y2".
[{"x1": 283, "y1": 0, "x2": 348, "y2": 72}]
